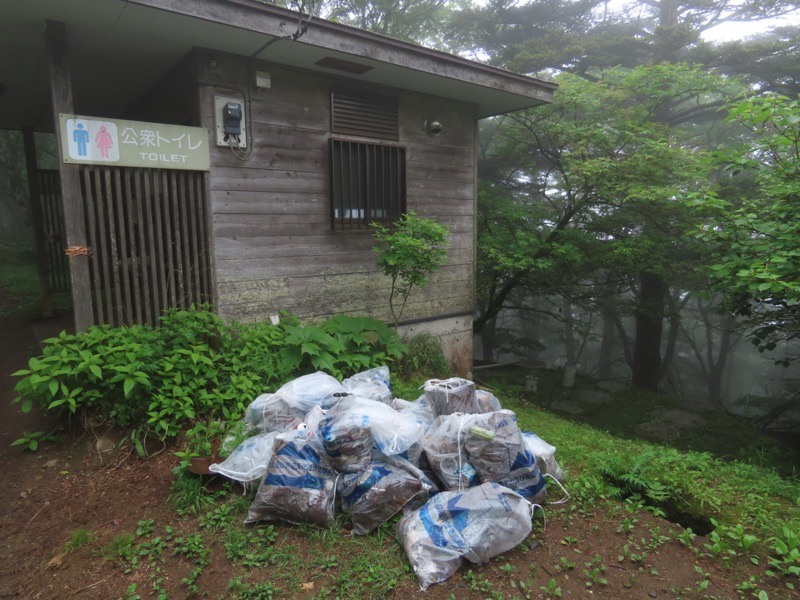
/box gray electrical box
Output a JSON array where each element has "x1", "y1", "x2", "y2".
[{"x1": 214, "y1": 95, "x2": 247, "y2": 148}]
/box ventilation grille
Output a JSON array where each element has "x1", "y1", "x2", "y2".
[{"x1": 331, "y1": 89, "x2": 398, "y2": 141}]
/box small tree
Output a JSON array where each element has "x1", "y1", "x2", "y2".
[{"x1": 371, "y1": 212, "x2": 449, "y2": 328}]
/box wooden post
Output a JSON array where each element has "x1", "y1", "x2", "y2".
[
  {"x1": 22, "y1": 128, "x2": 54, "y2": 318},
  {"x1": 46, "y1": 20, "x2": 94, "y2": 331}
]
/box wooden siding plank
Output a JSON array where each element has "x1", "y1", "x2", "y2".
[
  {"x1": 211, "y1": 167, "x2": 328, "y2": 193},
  {"x1": 215, "y1": 254, "x2": 474, "y2": 282},
  {"x1": 212, "y1": 233, "x2": 472, "y2": 259}
]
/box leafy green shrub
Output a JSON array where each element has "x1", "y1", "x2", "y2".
[
  {"x1": 392, "y1": 332, "x2": 450, "y2": 380},
  {"x1": 12, "y1": 305, "x2": 409, "y2": 450},
  {"x1": 281, "y1": 314, "x2": 408, "y2": 378},
  {"x1": 371, "y1": 212, "x2": 449, "y2": 327}
]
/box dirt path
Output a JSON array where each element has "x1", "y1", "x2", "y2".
[{"x1": 0, "y1": 293, "x2": 167, "y2": 599}]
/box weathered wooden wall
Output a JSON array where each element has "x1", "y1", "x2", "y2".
[{"x1": 195, "y1": 49, "x2": 476, "y2": 370}]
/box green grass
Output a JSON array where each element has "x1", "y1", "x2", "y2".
[
  {"x1": 65, "y1": 528, "x2": 93, "y2": 552},
  {"x1": 501, "y1": 394, "x2": 800, "y2": 544}
]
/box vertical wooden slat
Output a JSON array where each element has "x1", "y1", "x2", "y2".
[
  {"x1": 174, "y1": 171, "x2": 194, "y2": 306},
  {"x1": 113, "y1": 168, "x2": 134, "y2": 324},
  {"x1": 22, "y1": 129, "x2": 54, "y2": 318},
  {"x1": 39, "y1": 174, "x2": 56, "y2": 289},
  {"x1": 41, "y1": 171, "x2": 69, "y2": 293},
  {"x1": 80, "y1": 168, "x2": 105, "y2": 325},
  {"x1": 185, "y1": 172, "x2": 200, "y2": 306},
  {"x1": 121, "y1": 169, "x2": 142, "y2": 324},
  {"x1": 133, "y1": 169, "x2": 155, "y2": 325},
  {"x1": 195, "y1": 174, "x2": 212, "y2": 303},
  {"x1": 100, "y1": 168, "x2": 122, "y2": 326},
  {"x1": 40, "y1": 175, "x2": 54, "y2": 290},
  {"x1": 92, "y1": 168, "x2": 112, "y2": 324},
  {"x1": 168, "y1": 171, "x2": 185, "y2": 307},
  {"x1": 332, "y1": 140, "x2": 341, "y2": 230},
  {"x1": 151, "y1": 170, "x2": 168, "y2": 314},
  {"x1": 160, "y1": 170, "x2": 177, "y2": 307}
]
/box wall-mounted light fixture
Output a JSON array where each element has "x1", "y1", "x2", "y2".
[{"x1": 423, "y1": 116, "x2": 443, "y2": 137}]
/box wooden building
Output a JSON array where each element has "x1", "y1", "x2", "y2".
[{"x1": 0, "y1": 0, "x2": 555, "y2": 375}]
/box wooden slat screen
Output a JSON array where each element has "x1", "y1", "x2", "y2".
[
  {"x1": 331, "y1": 89, "x2": 398, "y2": 141},
  {"x1": 35, "y1": 170, "x2": 70, "y2": 292},
  {"x1": 79, "y1": 166, "x2": 212, "y2": 327}
]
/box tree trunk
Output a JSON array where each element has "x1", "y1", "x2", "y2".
[
  {"x1": 480, "y1": 313, "x2": 498, "y2": 363},
  {"x1": 562, "y1": 296, "x2": 576, "y2": 366},
  {"x1": 631, "y1": 272, "x2": 666, "y2": 389},
  {"x1": 597, "y1": 302, "x2": 617, "y2": 380},
  {"x1": 658, "y1": 289, "x2": 690, "y2": 383}
]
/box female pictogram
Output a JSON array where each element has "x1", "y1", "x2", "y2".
[{"x1": 95, "y1": 125, "x2": 113, "y2": 159}]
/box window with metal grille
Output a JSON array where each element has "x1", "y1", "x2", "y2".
[{"x1": 330, "y1": 139, "x2": 406, "y2": 230}]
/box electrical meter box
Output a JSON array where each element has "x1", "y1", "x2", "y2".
[{"x1": 214, "y1": 95, "x2": 247, "y2": 148}]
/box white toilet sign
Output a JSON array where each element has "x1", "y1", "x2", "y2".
[{"x1": 59, "y1": 114, "x2": 210, "y2": 171}]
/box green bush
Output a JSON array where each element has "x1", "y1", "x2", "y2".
[
  {"x1": 392, "y1": 332, "x2": 450, "y2": 380},
  {"x1": 12, "y1": 305, "x2": 408, "y2": 448},
  {"x1": 281, "y1": 314, "x2": 407, "y2": 379}
]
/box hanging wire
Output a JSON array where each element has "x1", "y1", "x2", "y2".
[{"x1": 249, "y1": 0, "x2": 315, "y2": 59}]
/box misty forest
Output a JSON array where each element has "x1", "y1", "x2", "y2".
[{"x1": 3, "y1": 0, "x2": 800, "y2": 433}]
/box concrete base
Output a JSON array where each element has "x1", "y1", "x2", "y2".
[{"x1": 397, "y1": 314, "x2": 473, "y2": 377}]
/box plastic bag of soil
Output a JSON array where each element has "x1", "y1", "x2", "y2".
[
  {"x1": 381, "y1": 452, "x2": 442, "y2": 501},
  {"x1": 393, "y1": 395, "x2": 435, "y2": 430},
  {"x1": 245, "y1": 372, "x2": 347, "y2": 433},
  {"x1": 423, "y1": 378, "x2": 501, "y2": 417},
  {"x1": 462, "y1": 410, "x2": 525, "y2": 481},
  {"x1": 208, "y1": 431, "x2": 279, "y2": 483},
  {"x1": 320, "y1": 397, "x2": 425, "y2": 459},
  {"x1": 475, "y1": 389, "x2": 503, "y2": 413},
  {"x1": 397, "y1": 482, "x2": 534, "y2": 590},
  {"x1": 319, "y1": 409, "x2": 373, "y2": 474},
  {"x1": 338, "y1": 460, "x2": 429, "y2": 535},
  {"x1": 422, "y1": 411, "x2": 546, "y2": 502},
  {"x1": 464, "y1": 411, "x2": 546, "y2": 502},
  {"x1": 522, "y1": 432, "x2": 565, "y2": 482},
  {"x1": 244, "y1": 429, "x2": 337, "y2": 527},
  {"x1": 342, "y1": 366, "x2": 392, "y2": 404},
  {"x1": 421, "y1": 414, "x2": 480, "y2": 490}
]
